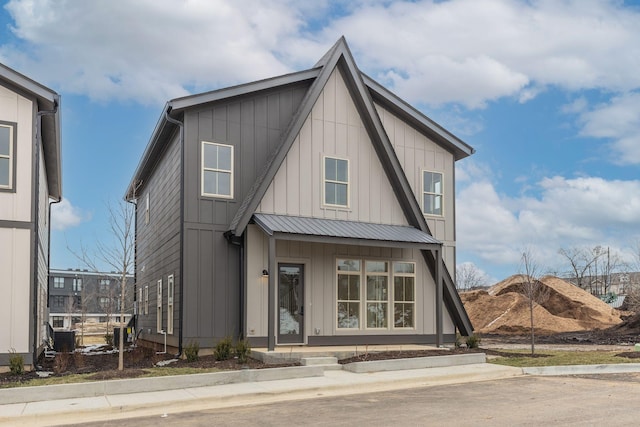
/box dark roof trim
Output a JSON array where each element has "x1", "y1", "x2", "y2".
[
  {"x1": 253, "y1": 213, "x2": 442, "y2": 249},
  {"x1": 169, "y1": 68, "x2": 320, "y2": 112},
  {"x1": 363, "y1": 74, "x2": 475, "y2": 161},
  {"x1": 0, "y1": 63, "x2": 62, "y2": 200}
]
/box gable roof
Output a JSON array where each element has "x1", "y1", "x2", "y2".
[{"x1": 0, "y1": 63, "x2": 62, "y2": 201}]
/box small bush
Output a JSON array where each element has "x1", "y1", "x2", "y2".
[
  {"x1": 73, "y1": 351, "x2": 86, "y2": 370},
  {"x1": 184, "y1": 341, "x2": 200, "y2": 362},
  {"x1": 8, "y1": 349, "x2": 24, "y2": 375},
  {"x1": 234, "y1": 338, "x2": 251, "y2": 364},
  {"x1": 104, "y1": 333, "x2": 114, "y2": 347},
  {"x1": 454, "y1": 333, "x2": 462, "y2": 349},
  {"x1": 214, "y1": 336, "x2": 233, "y2": 361},
  {"x1": 466, "y1": 333, "x2": 481, "y2": 349},
  {"x1": 53, "y1": 352, "x2": 71, "y2": 374}
]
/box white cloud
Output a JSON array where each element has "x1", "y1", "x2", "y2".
[
  {"x1": 456, "y1": 165, "x2": 640, "y2": 274},
  {"x1": 2, "y1": 0, "x2": 640, "y2": 107},
  {"x1": 51, "y1": 198, "x2": 86, "y2": 231}
]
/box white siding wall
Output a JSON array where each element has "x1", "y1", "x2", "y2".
[
  {"x1": 376, "y1": 105, "x2": 457, "y2": 272},
  {"x1": 257, "y1": 68, "x2": 408, "y2": 226}
]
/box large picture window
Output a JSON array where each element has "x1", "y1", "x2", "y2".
[
  {"x1": 422, "y1": 171, "x2": 443, "y2": 216},
  {"x1": 324, "y1": 156, "x2": 349, "y2": 207},
  {"x1": 337, "y1": 259, "x2": 361, "y2": 329},
  {"x1": 202, "y1": 141, "x2": 233, "y2": 198},
  {"x1": 336, "y1": 259, "x2": 416, "y2": 331},
  {"x1": 0, "y1": 123, "x2": 15, "y2": 190}
]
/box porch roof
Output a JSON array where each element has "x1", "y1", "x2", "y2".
[{"x1": 252, "y1": 213, "x2": 441, "y2": 249}]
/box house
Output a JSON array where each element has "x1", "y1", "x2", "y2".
[
  {"x1": 48, "y1": 268, "x2": 134, "y2": 331},
  {"x1": 125, "y1": 37, "x2": 474, "y2": 353},
  {"x1": 0, "y1": 63, "x2": 61, "y2": 369}
]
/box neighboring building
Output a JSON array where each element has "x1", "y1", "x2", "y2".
[
  {"x1": 48, "y1": 269, "x2": 134, "y2": 330},
  {"x1": 0, "y1": 63, "x2": 61, "y2": 369},
  {"x1": 125, "y1": 37, "x2": 475, "y2": 353}
]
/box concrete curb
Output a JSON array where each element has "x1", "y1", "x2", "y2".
[
  {"x1": 522, "y1": 363, "x2": 640, "y2": 376},
  {"x1": 0, "y1": 365, "x2": 324, "y2": 405},
  {"x1": 342, "y1": 353, "x2": 486, "y2": 373}
]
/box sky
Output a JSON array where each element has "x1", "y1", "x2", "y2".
[{"x1": 1, "y1": 0, "x2": 639, "y2": 285}]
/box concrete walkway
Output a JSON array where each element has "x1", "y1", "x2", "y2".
[{"x1": 2, "y1": 357, "x2": 640, "y2": 427}]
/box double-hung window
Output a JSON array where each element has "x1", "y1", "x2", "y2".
[
  {"x1": 393, "y1": 262, "x2": 415, "y2": 328},
  {"x1": 157, "y1": 279, "x2": 163, "y2": 332},
  {"x1": 73, "y1": 278, "x2": 82, "y2": 292},
  {"x1": 0, "y1": 122, "x2": 15, "y2": 190},
  {"x1": 366, "y1": 261, "x2": 389, "y2": 328},
  {"x1": 167, "y1": 274, "x2": 174, "y2": 335},
  {"x1": 144, "y1": 285, "x2": 149, "y2": 315},
  {"x1": 422, "y1": 171, "x2": 443, "y2": 216},
  {"x1": 53, "y1": 277, "x2": 65, "y2": 289},
  {"x1": 202, "y1": 141, "x2": 233, "y2": 198},
  {"x1": 324, "y1": 157, "x2": 349, "y2": 207},
  {"x1": 337, "y1": 260, "x2": 361, "y2": 329}
]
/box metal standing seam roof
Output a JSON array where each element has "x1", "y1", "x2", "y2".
[{"x1": 253, "y1": 213, "x2": 441, "y2": 246}]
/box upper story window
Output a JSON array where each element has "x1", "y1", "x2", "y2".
[
  {"x1": 53, "y1": 277, "x2": 65, "y2": 289},
  {"x1": 202, "y1": 141, "x2": 233, "y2": 198},
  {"x1": 73, "y1": 278, "x2": 82, "y2": 292},
  {"x1": 0, "y1": 122, "x2": 15, "y2": 190},
  {"x1": 99, "y1": 279, "x2": 110, "y2": 292},
  {"x1": 324, "y1": 157, "x2": 349, "y2": 207},
  {"x1": 422, "y1": 171, "x2": 443, "y2": 216},
  {"x1": 144, "y1": 192, "x2": 150, "y2": 224}
]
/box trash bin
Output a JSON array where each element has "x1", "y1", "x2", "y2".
[{"x1": 53, "y1": 330, "x2": 76, "y2": 352}]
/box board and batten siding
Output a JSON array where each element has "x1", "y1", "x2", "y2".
[
  {"x1": 256, "y1": 68, "x2": 408, "y2": 226},
  {"x1": 376, "y1": 104, "x2": 457, "y2": 272},
  {"x1": 0, "y1": 84, "x2": 35, "y2": 363},
  {"x1": 245, "y1": 224, "x2": 455, "y2": 341},
  {"x1": 180, "y1": 82, "x2": 310, "y2": 345},
  {"x1": 135, "y1": 130, "x2": 182, "y2": 347}
]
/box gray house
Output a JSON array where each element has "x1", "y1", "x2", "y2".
[{"x1": 126, "y1": 38, "x2": 474, "y2": 353}]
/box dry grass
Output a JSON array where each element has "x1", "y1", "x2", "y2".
[{"x1": 489, "y1": 350, "x2": 638, "y2": 367}]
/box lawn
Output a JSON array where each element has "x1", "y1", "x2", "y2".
[{"x1": 487, "y1": 349, "x2": 640, "y2": 368}]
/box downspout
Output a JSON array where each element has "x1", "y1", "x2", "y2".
[
  {"x1": 47, "y1": 198, "x2": 62, "y2": 345},
  {"x1": 34, "y1": 102, "x2": 59, "y2": 366},
  {"x1": 164, "y1": 108, "x2": 184, "y2": 358}
]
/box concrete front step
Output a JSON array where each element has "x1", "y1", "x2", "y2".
[{"x1": 301, "y1": 356, "x2": 338, "y2": 366}]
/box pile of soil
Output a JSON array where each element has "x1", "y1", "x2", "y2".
[
  {"x1": 0, "y1": 345, "x2": 297, "y2": 388},
  {"x1": 462, "y1": 275, "x2": 623, "y2": 335}
]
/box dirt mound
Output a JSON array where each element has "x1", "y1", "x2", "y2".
[{"x1": 462, "y1": 275, "x2": 622, "y2": 335}]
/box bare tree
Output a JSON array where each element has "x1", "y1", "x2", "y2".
[
  {"x1": 558, "y1": 247, "x2": 599, "y2": 291},
  {"x1": 70, "y1": 200, "x2": 135, "y2": 371},
  {"x1": 456, "y1": 262, "x2": 488, "y2": 291},
  {"x1": 520, "y1": 249, "x2": 550, "y2": 355}
]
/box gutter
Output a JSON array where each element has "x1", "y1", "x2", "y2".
[
  {"x1": 164, "y1": 107, "x2": 184, "y2": 358},
  {"x1": 34, "y1": 102, "x2": 59, "y2": 366}
]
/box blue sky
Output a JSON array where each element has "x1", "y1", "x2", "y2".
[{"x1": 1, "y1": 0, "x2": 639, "y2": 284}]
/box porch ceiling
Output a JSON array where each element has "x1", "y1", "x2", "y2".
[{"x1": 252, "y1": 213, "x2": 442, "y2": 249}]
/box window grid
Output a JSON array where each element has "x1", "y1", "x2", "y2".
[
  {"x1": 72, "y1": 278, "x2": 83, "y2": 292},
  {"x1": 393, "y1": 262, "x2": 416, "y2": 328},
  {"x1": 167, "y1": 274, "x2": 174, "y2": 335},
  {"x1": 156, "y1": 279, "x2": 163, "y2": 333},
  {"x1": 422, "y1": 171, "x2": 443, "y2": 216},
  {"x1": 365, "y1": 261, "x2": 389, "y2": 329},
  {"x1": 53, "y1": 277, "x2": 65, "y2": 289},
  {"x1": 324, "y1": 156, "x2": 349, "y2": 207},
  {"x1": 0, "y1": 123, "x2": 14, "y2": 189},
  {"x1": 144, "y1": 286, "x2": 149, "y2": 315},
  {"x1": 336, "y1": 259, "x2": 361, "y2": 329},
  {"x1": 202, "y1": 141, "x2": 233, "y2": 198}
]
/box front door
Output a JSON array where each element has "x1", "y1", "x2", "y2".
[{"x1": 278, "y1": 263, "x2": 304, "y2": 344}]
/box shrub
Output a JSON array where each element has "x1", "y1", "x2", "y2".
[
  {"x1": 454, "y1": 333, "x2": 462, "y2": 348},
  {"x1": 8, "y1": 349, "x2": 24, "y2": 375},
  {"x1": 184, "y1": 341, "x2": 200, "y2": 362},
  {"x1": 466, "y1": 333, "x2": 481, "y2": 349},
  {"x1": 53, "y1": 352, "x2": 71, "y2": 374},
  {"x1": 214, "y1": 336, "x2": 233, "y2": 361},
  {"x1": 104, "y1": 333, "x2": 114, "y2": 347},
  {"x1": 234, "y1": 338, "x2": 251, "y2": 364}
]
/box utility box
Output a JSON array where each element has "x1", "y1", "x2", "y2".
[
  {"x1": 113, "y1": 327, "x2": 131, "y2": 347},
  {"x1": 53, "y1": 330, "x2": 76, "y2": 352}
]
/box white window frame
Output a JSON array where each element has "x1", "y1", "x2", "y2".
[
  {"x1": 53, "y1": 277, "x2": 65, "y2": 289},
  {"x1": 422, "y1": 170, "x2": 444, "y2": 216},
  {"x1": 157, "y1": 279, "x2": 163, "y2": 333},
  {"x1": 336, "y1": 259, "x2": 361, "y2": 329},
  {"x1": 72, "y1": 278, "x2": 83, "y2": 292},
  {"x1": 392, "y1": 262, "x2": 416, "y2": 329},
  {"x1": 323, "y1": 156, "x2": 349, "y2": 208},
  {"x1": 201, "y1": 141, "x2": 234, "y2": 198},
  {"x1": 144, "y1": 192, "x2": 150, "y2": 224},
  {"x1": 144, "y1": 285, "x2": 149, "y2": 315},
  {"x1": 0, "y1": 122, "x2": 15, "y2": 190},
  {"x1": 167, "y1": 274, "x2": 174, "y2": 335},
  {"x1": 365, "y1": 261, "x2": 389, "y2": 329}
]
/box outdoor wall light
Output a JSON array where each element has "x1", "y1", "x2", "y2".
[{"x1": 262, "y1": 269, "x2": 269, "y2": 277}]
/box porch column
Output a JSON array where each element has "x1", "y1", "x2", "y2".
[
  {"x1": 267, "y1": 236, "x2": 276, "y2": 351},
  {"x1": 435, "y1": 246, "x2": 443, "y2": 347}
]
